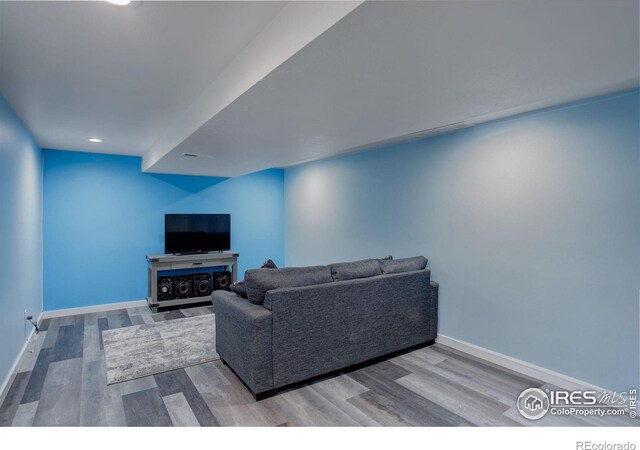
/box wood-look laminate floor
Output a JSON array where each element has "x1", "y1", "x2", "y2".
[{"x1": 0, "y1": 305, "x2": 636, "y2": 427}]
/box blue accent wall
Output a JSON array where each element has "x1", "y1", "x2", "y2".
[
  {"x1": 43, "y1": 150, "x2": 284, "y2": 311},
  {"x1": 284, "y1": 90, "x2": 640, "y2": 391},
  {"x1": 0, "y1": 95, "x2": 42, "y2": 389}
]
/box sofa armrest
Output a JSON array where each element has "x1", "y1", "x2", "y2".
[{"x1": 212, "y1": 290, "x2": 273, "y2": 395}]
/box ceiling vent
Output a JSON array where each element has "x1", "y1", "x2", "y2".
[
  {"x1": 341, "y1": 121, "x2": 476, "y2": 158},
  {"x1": 408, "y1": 121, "x2": 475, "y2": 138},
  {"x1": 183, "y1": 153, "x2": 218, "y2": 159}
]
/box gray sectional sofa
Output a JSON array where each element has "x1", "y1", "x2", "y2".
[{"x1": 212, "y1": 256, "x2": 438, "y2": 399}]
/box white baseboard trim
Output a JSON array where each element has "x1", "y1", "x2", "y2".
[
  {"x1": 0, "y1": 312, "x2": 43, "y2": 405},
  {"x1": 436, "y1": 334, "x2": 606, "y2": 393},
  {"x1": 41, "y1": 299, "x2": 148, "y2": 319}
]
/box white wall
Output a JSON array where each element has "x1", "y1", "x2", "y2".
[
  {"x1": 284, "y1": 91, "x2": 640, "y2": 391},
  {"x1": 0, "y1": 94, "x2": 42, "y2": 395}
]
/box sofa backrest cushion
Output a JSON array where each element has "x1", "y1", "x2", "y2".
[
  {"x1": 379, "y1": 255, "x2": 428, "y2": 274},
  {"x1": 330, "y1": 258, "x2": 382, "y2": 282},
  {"x1": 244, "y1": 265, "x2": 333, "y2": 305}
]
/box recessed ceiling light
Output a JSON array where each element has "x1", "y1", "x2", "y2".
[
  {"x1": 106, "y1": 0, "x2": 131, "y2": 5},
  {"x1": 89, "y1": 138, "x2": 103, "y2": 143}
]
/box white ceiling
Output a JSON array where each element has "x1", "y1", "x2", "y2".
[
  {"x1": 0, "y1": 0, "x2": 287, "y2": 155},
  {"x1": 1, "y1": 1, "x2": 638, "y2": 176}
]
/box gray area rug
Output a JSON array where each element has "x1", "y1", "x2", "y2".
[{"x1": 103, "y1": 314, "x2": 219, "y2": 385}]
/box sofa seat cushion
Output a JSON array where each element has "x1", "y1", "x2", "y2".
[
  {"x1": 379, "y1": 256, "x2": 428, "y2": 274},
  {"x1": 330, "y1": 258, "x2": 382, "y2": 282},
  {"x1": 245, "y1": 265, "x2": 333, "y2": 305}
]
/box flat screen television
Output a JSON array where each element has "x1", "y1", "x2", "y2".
[{"x1": 165, "y1": 214, "x2": 231, "y2": 254}]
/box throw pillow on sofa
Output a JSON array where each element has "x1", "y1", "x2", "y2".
[
  {"x1": 261, "y1": 259, "x2": 278, "y2": 269},
  {"x1": 229, "y1": 280, "x2": 248, "y2": 299},
  {"x1": 244, "y1": 265, "x2": 333, "y2": 305},
  {"x1": 379, "y1": 255, "x2": 428, "y2": 274}
]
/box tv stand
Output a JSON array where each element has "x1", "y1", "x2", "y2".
[{"x1": 146, "y1": 252, "x2": 239, "y2": 313}]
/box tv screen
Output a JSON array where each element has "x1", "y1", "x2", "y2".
[{"x1": 165, "y1": 214, "x2": 231, "y2": 254}]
